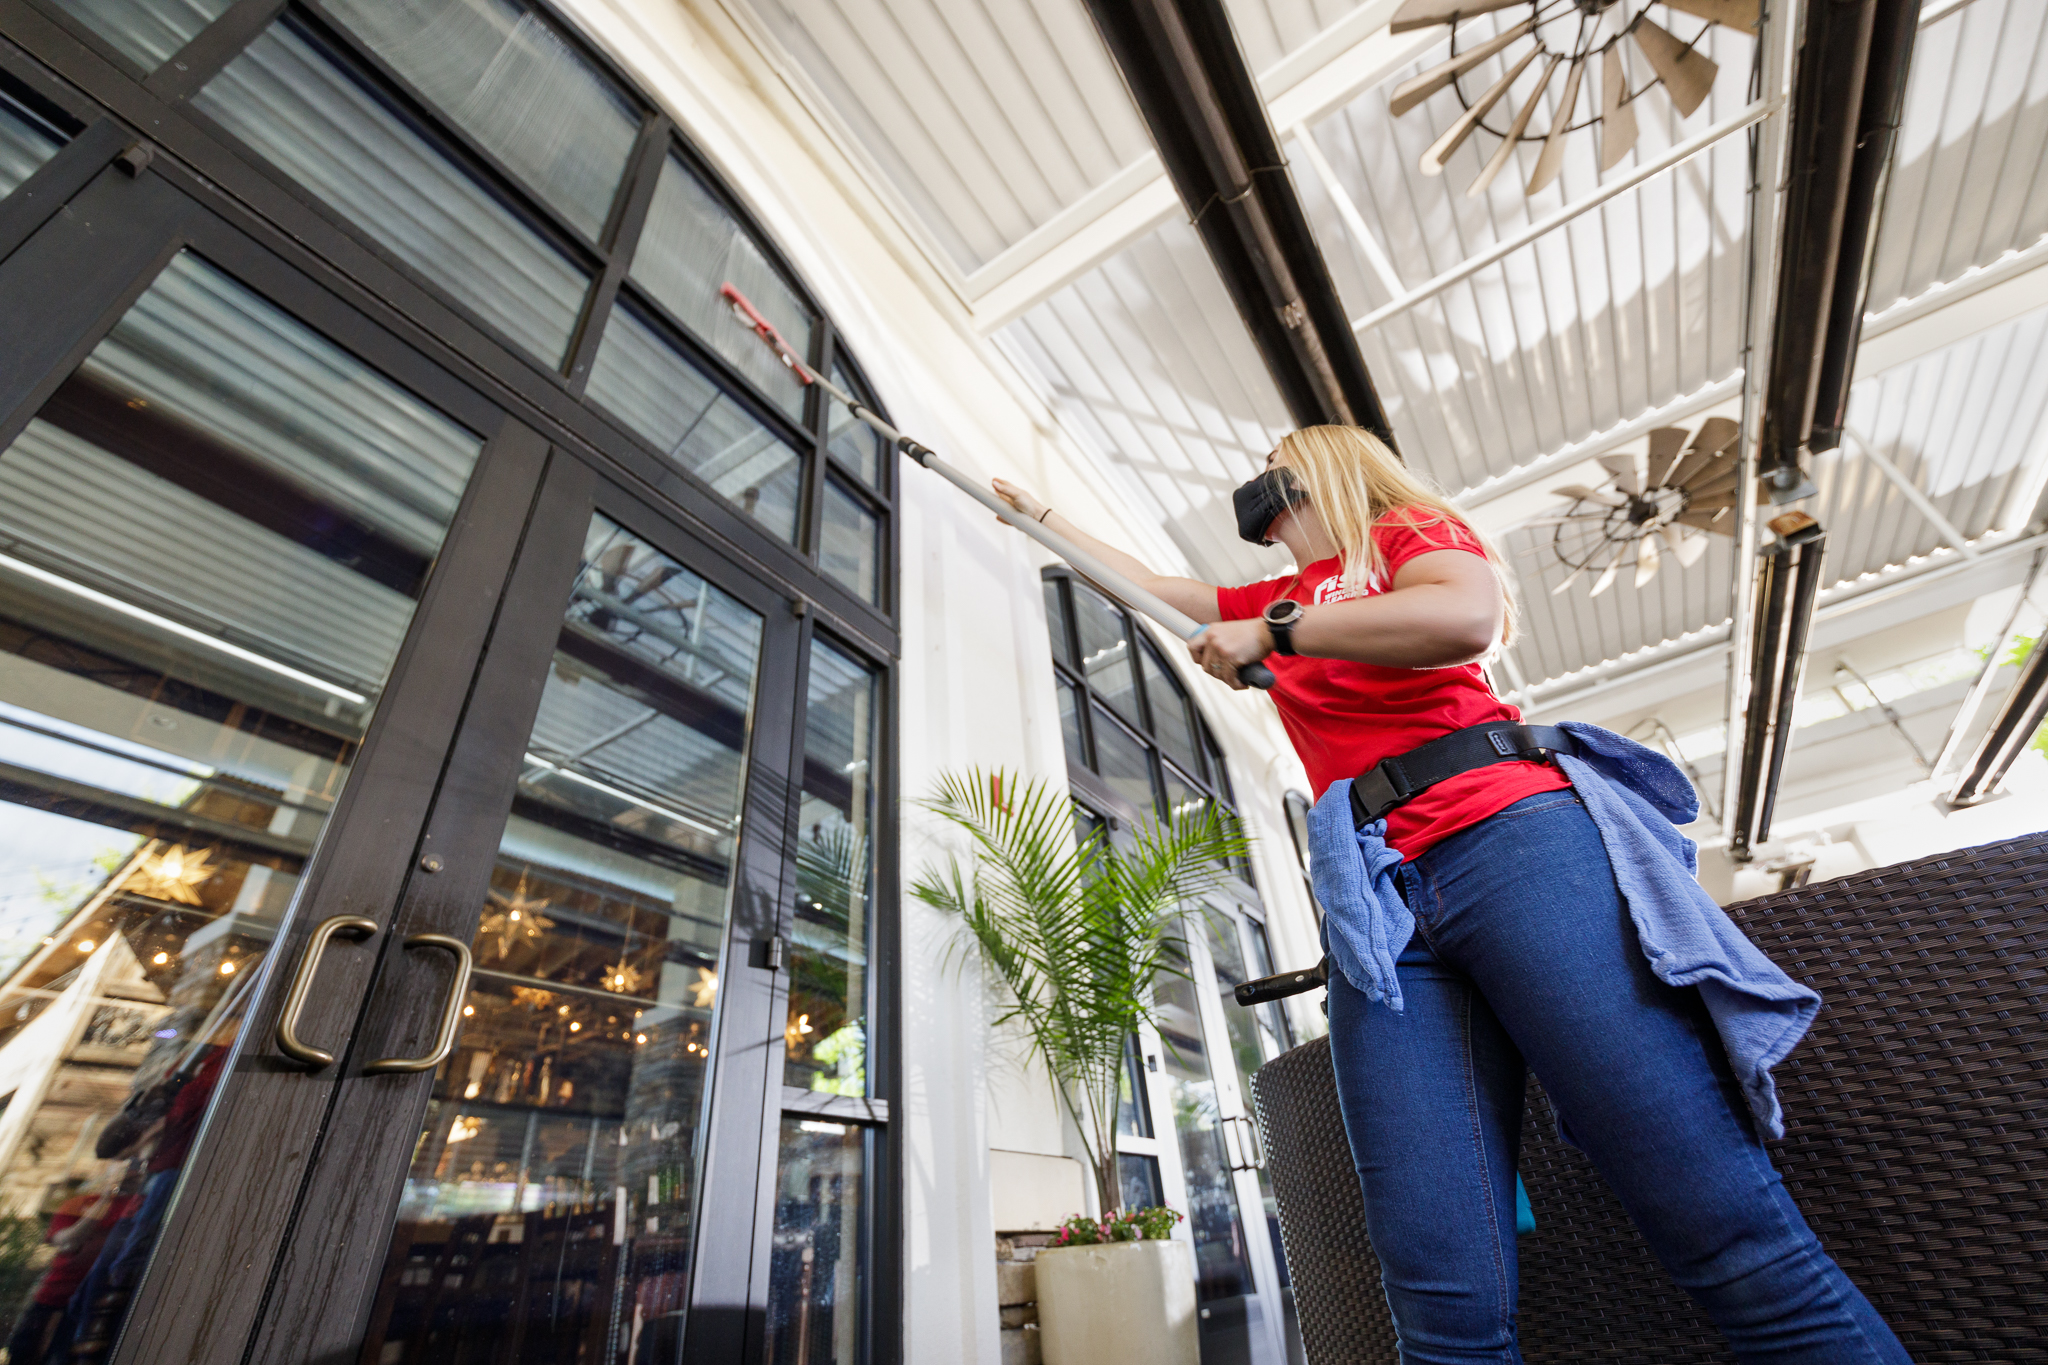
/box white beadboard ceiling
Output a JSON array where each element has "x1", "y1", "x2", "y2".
[{"x1": 733, "y1": 0, "x2": 2048, "y2": 687}]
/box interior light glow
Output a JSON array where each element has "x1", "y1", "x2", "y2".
[
  {"x1": 569, "y1": 1021, "x2": 581, "y2": 1032},
  {"x1": 462, "y1": 1004, "x2": 474, "y2": 1016},
  {"x1": 220, "y1": 961, "x2": 236, "y2": 975},
  {"x1": 635, "y1": 1034, "x2": 647, "y2": 1045},
  {"x1": 75, "y1": 939, "x2": 94, "y2": 953},
  {"x1": 0, "y1": 552, "x2": 369, "y2": 704},
  {"x1": 152, "y1": 952, "x2": 169, "y2": 965}
]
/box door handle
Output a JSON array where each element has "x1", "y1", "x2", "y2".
[
  {"x1": 276, "y1": 915, "x2": 379, "y2": 1069},
  {"x1": 363, "y1": 934, "x2": 474, "y2": 1074}
]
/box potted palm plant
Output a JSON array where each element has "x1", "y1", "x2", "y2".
[{"x1": 912, "y1": 769, "x2": 1250, "y2": 1365}]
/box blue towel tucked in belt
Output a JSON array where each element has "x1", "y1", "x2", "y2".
[{"x1": 1305, "y1": 721, "x2": 1821, "y2": 1140}]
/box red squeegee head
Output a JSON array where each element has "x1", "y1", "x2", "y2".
[{"x1": 720, "y1": 283, "x2": 813, "y2": 386}]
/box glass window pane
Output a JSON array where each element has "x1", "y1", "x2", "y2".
[
  {"x1": 1070, "y1": 583, "x2": 1138, "y2": 720},
  {"x1": 358, "y1": 516, "x2": 766, "y2": 1364},
  {"x1": 1118, "y1": 1152, "x2": 1164, "y2": 1211},
  {"x1": 196, "y1": 19, "x2": 588, "y2": 364},
  {"x1": 632, "y1": 154, "x2": 811, "y2": 420},
  {"x1": 826, "y1": 367, "x2": 882, "y2": 487},
  {"x1": 1139, "y1": 643, "x2": 1201, "y2": 775},
  {"x1": 1117, "y1": 1034, "x2": 1152, "y2": 1138},
  {"x1": 587, "y1": 303, "x2": 803, "y2": 543},
  {"x1": 786, "y1": 640, "x2": 879, "y2": 1095},
  {"x1": 1057, "y1": 681, "x2": 1087, "y2": 771},
  {"x1": 321, "y1": 0, "x2": 639, "y2": 241},
  {"x1": 1242, "y1": 916, "x2": 1292, "y2": 1054},
  {"x1": 764, "y1": 1117, "x2": 866, "y2": 1365},
  {"x1": 1153, "y1": 973, "x2": 1257, "y2": 1327},
  {"x1": 1205, "y1": 724, "x2": 1236, "y2": 807},
  {"x1": 1161, "y1": 765, "x2": 1209, "y2": 825},
  {"x1": 0, "y1": 92, "x2": 65, "y2": 201},
  {"x1": 0, "y1": 251, "x2": 482, "y2": 1351},
  {"x1": 820, "y1": 480, "x2": 880, "y2": 605},
  {"x1": 48, "y1": 0, "x2": 232, "y2": 70},
  {"x1": 1043, "y1": 578, "x2": 1072, "y2": 669},
  {"x1": 1091, "y1": 708, "x2": 1157, "y2": 817}
]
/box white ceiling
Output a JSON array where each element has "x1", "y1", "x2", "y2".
[{"x1": 735, "y1": 0, "x2": 2048, "y2": 689}]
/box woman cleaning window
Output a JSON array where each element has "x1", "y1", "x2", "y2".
[{"x1": 993, "y1": 424, "x2": 1907, "y2": 1365}]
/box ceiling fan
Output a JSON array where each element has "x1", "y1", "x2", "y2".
[
  {"x1": 1539, "y1": 415, "x2": 1741, "y2": 595},
  {"x1": 1388, "y1": 0, "x2": 1754, "y2": 198}
]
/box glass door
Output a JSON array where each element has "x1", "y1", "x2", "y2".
[{"x1": 0, "y1": 152, "x2": 546, "y2": 1364}]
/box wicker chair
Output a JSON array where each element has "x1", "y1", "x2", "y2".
[{"x1": 1251, "y1": 832, "x2": 2048, "y2": 1364}]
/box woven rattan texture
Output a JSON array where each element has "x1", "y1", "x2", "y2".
[
  {"x1": 1251, "y1": 833, "x2": 2048, "y2": 1364},
  {"x1": 1251, "y1": 1036, "x2": 1400, "y2": 1364}
]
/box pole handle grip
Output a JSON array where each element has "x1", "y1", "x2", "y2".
[{"x1": 1240, "y1": 661, "x2": 1277, "y2": 690}]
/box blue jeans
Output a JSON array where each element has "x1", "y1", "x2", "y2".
[{"x1": 1327, "y1": 791, "x2": 1909, "y2": 1364}]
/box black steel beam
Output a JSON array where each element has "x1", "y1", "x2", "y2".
[
  {"x1": 1760, "y1": 0, "x2": 1923, "y2": 497},
  {"x1": 1083, "y1": 0, "x2": 1395, "y2": 444},
  {"x1": 1730, "y1": 516, "x2": 1826, "y2": 861},
  {"x1": 1949, "y1": 633, "x2": 2048, "y2": 806}
]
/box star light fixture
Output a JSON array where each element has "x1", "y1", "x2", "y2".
[
  {"x1": 1389, "y1": 0, "x2": 1753, "y2": 198},
  {"x1": 124, "y1": 844, "x2": 218, "y2": 905}
]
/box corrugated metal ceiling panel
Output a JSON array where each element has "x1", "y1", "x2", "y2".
[
  {"x1": 1302, "y1": 13, "x2": 1756, "y2": 498},
  {"x1": 744, "y1": 0, "x2": 1153, "y2": 271},
  {"x1": 1864, "y1": 0, "x2": 2048, "y2": 312},
  {"x1": 999, "y1": 218, "x2": 1299, "y2": 587},
  {"x1": 1222, "y1": 0, "x2": 1376, "y2": 73}
]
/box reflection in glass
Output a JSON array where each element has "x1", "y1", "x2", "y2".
[
  {"x1": 632, "y1": 155, "x2": 811, "y2": 419},
  {"x1": 1118, "y1": 1153, "x2": 1164, "y2": 1212},
  {"x1": 1091, "y1": 709, "x2": 1157, "y2": 817},
  {"x1": 1116, "y1": 1033, "x2": 1151, "y2": 1138},
  {"x1": 321, "y1": 0, "x2": 639, "y2": 242},
  {"x1": 361, "y1": 516, "x2": 763, "y2": 1364},
  {"x1": 0, "y1": 251, "x2": 479, "y2": 1362},
  {"x1": 826, "y1": 369, "x2": 882, "y2": 487},
  {"x1": 0, "y1": 93, "x2": 64, "y2": 201},
  {"x1": 819, "y1": 481, "x2": 879, "y2": 606},
  {"x1": 1071, "y1": 583, "x2": 1138, "y2": 720},
  {"x1": 786, "y1": 642, "x2": 877, "y2": 1095},
  {"x1": 587, "y1": 303, "x2": 803, "y2": 544},
  {"x1": 1139, "y1": 643, "x2": 1202, "y2": 778},
  {"x1": 1043, "y1": 579, "x2": 1072, "y2": 669},
  {"x1": 1154, "y1": 971, "x2": 1255, "y2": 1353},
  {"x1": 763, "y1": 1118, "x2": 865, "y2": 1365},
  {"x1": 48, "y1": 0, "x2": 232, "y2": 71},
  {"x1": 197, "y1": 18, "x2": 589, "y2": 364},
  {"x1": 1241, "y1": 917, "x2": 1291, "y2": 1056},
  {"x1": 1057, "y1": 683, "x2": 1087, "y2": 772}
]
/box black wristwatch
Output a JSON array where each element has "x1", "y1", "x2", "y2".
[{"x1": 1262, "y1": 598, "x2": 1304, "y2": 656}]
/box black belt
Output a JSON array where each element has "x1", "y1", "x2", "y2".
[
  {"x1": 1349, "y1": 722, "x2": 1577, "y2": 828},
  {"x1": 1232, "y1": 723, "x2": 1579, "y2": 1010}
]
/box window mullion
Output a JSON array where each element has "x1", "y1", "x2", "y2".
[{"x1": 566, "y1": 114, "x2": 670, "y2": 391}]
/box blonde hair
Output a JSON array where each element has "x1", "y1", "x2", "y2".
[{"x1": 1272, "y1": 425, "x2": 1519, "y2": 643}]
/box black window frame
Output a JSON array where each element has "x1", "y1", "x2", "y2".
[
  {"x1": 0, "y1": 0, "x2": 907, "y2": 1359},
  {"x1": 5, "y1": 0, "x2": 897, "y2": 635},
  {"x1": 1043, "y1": 568, "x2": 1242, "y2": 867}
]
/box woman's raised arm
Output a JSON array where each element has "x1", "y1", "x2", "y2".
[{"x1": 991, "y1": 478, "x2": 1222, "y2": 624}]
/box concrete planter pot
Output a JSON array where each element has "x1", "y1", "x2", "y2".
[{"x1": 1034, "y1": 1238, "x2": 1199, "y2": 1365}]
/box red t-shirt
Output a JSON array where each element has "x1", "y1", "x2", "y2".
[{"x1": 1217, "y1": 508, "x2": 1569, "y2": 860}]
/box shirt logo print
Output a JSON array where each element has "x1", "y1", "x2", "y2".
[{"x1": 1313, "y1": 573, "x2": 1381, "y2": 606}]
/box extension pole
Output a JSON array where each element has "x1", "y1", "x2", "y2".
[{"x1": 721, "y1": 285, "x2": 1275, "y2": 689}]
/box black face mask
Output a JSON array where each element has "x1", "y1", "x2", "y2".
[{"x1": 1233, "y1": 468, "x2": 1307, "y2": 546}]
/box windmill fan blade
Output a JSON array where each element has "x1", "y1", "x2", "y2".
[
  {"x1": 1646, "y1": 427, "x2": 1689, "y2": 484},
  {"x1": 1669, "y1": 416, "x2": 1740, "y2": 486},
  {"x1": 1634, "y1": 532, "x2": 1661, "y2": 587},
  {"x1": 1679, "y1": 450, "x2": 1739, "y2": 493},
  {"x1": 1676, "y1": 507, "x2": 1733, "y2": 531},
  {"x1": 1666, "y1": 523, "x2": 1710, "y2": 566},
  {"x1": 1392, "y1": 20, "x2": 1535, "y2": 117},
  {"x1": 1470, "y1": 56, "x2": 1559, "y2": 197},
  {"x1": 1596, "y1": 453, "x2": 1643, "y2": 494},
  {"x1": 1550, "y1": 561, "x2": 1590, "y2": 594},
  {"x1": 1552, "y1": 483, "x2": 1629, "y2": 507},
  {"x1": 1390, "y1": 0, "x2": 1526, "y2": 33},
  {"x1": 1526, "y1": 55, "x2": 1586, "y2": 196},
  {"x1": 1590, "y1": 542, "x2": 1629, "y2": 597},
  {"x1": 1422, "y1": 47, "x2": 1541, "y2": 175},
  {"x1": 1661, "y1": 0, "x2": 1760, "y2": 32},
  {"x1": 1599, "y1": 46, "x2": 1638, "y2": 171},
  {"x1": 1632, "y1": 17, "x2": 1719, "y2": 118},
  {"x1": 1685, "y1": 471, "x2": 1741, "y2": 501}
]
